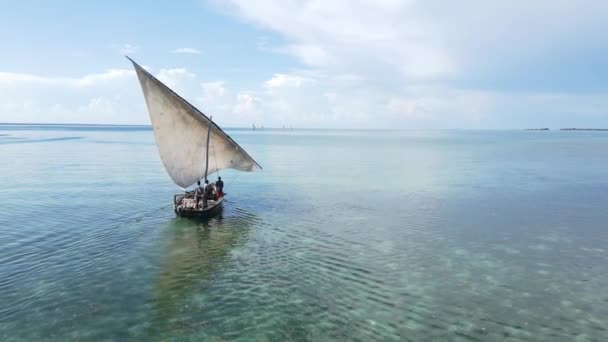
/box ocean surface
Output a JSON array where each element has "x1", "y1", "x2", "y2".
[{"x1": 1, "y1": 124, "x2": 607, "y2": 341}]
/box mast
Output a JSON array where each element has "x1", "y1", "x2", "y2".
[{"x1": 204, "y1": 116, "x2": 212, "y2": 181}]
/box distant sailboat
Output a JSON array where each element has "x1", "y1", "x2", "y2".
[
  {"x1": 252, "y1": 123, "x2": 256, "y2": 131},
  {"x1": 127, "y1": 57, "x2": 262, "y2": 217}
]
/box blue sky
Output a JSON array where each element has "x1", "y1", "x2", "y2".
[{"x1": 0, "y1": 0, "x2": 607, "y2": 128}]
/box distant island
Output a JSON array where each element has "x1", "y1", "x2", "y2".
[
  {"x1": 560, "y1": 128, "x2": 608, "y2": 131},
  {"x1": 523, "y1": 128, "x2": 608, "y2": 131}
]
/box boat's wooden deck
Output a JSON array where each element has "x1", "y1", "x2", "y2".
[
  {"x1": 175, "y1": 195, "x2": 223, "y2": 217},
  {"x1": 179, "y1": 197, "x2": 219, "y2": 209},
  {"x1": 204, "y1": 199, "x2": 221, "y2": 209}
]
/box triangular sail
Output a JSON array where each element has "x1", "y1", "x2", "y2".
[{"x1": 128, "y1": 57, "x2": 261, "y2": 189}]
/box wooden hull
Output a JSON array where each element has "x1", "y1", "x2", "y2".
[{"x1": 174, "y1": 196, "x2": 224, "y2": 218}]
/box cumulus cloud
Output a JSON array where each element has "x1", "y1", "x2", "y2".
[
  {"x1": 0, "y1": 69, "x2": 134, "y2": 87},
  {"x1": 201, "y1": 0, "x2": 608, "y2": 127},
  {"x1": 172, "y1": 47, "x2": 202, "y2": 54},
  {"x1": 220, "y1": 0, "x2": 608, "y2": 88},
  {"x1": 201, "y1": 81, "x2": 226, "y2": 99},
  {"x1": 3, "y1": 1, "x2": 608, "y2": 127},
  {"x1": 0, "y1": 67, "x2": 194, "y2": 125},
  {"x1": 156, "y1": 68, "x2": 196, "y2": 88},
  {"x1": 232, "y1": 93, "x2": 260, "y2": 116},
  {"x1": 218, "y1": 0, "x2": 455, "y2": 81},
  {"x1": 264, "y1": 73, "x2": 309, "y2": 88},
  {"x1": 1, "y1": 64, "x2": 605, "y2": 128}
]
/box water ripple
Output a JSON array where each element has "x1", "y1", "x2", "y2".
[{"x1": 0, "y1": 136, "x2": 84, "y2": 144}]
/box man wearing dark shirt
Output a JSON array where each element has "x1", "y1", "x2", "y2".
[{"x1": 216, "y1": 177, "x2": 224, "y2": 198}]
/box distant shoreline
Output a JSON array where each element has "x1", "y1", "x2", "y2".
[
  {"x1": 2, "y1": 123, "x2": 608, "y2": 131},
  {"x1": 560, "y1": 128, "x2": 608, "y2": 131},
  {"x1": 523, "y1": 128, "x2": 608, "y2": 131},
  {"x1": 0, "y1": 122, "x2": 150, "y2": 127}
]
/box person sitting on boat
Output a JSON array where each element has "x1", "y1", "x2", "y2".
[{"x1": 216, "y1": 176, "x2": 224, "y2": 198}]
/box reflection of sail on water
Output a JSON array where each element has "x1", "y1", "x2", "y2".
[
  {"x1": 149, "y1": 209, "x2": 259, "y2": 334},
  {"x1": 128, "y1": 57, "x2": 261, "y2": 189}
]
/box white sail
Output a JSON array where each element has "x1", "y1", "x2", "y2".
[{"x1": 128, "y1": 57, "x2": 261, "y2": 189}]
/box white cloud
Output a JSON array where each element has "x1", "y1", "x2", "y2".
[
  {"x1": 0, "y1": 72, "x2": 52, "y2": 84},
  {"x1": 1, "y1": 1, "x2": 607, "y2": 128},
  {"x1": 3, "y1": 1, "x2": 607, "y2": 128},
  {"x1": 0, "y1": 67, "x2": 193, "y2": 125},
  {"x1": 280, "y1": 44, "x2": 333, "y2": 67},
  {"x1": 171, "y1": 47, "x2": 202, "y2": 54},
  {"x1": 220, "y1": 0, "x2": 608, "y2": 84},
  {"x1": 78, "y1": 97, "x2": 119, "y2": 118},
  {"x1": 119, "y1": 43, "x2": 138, "y2": 55},
  {"x1": 78, "y1": 69, "x2": 135, "y2": 86},
  {"x1": 0, "y1": 69, "x2": 134, "y2": 87},
  {"x1": 156, "y1": 68, "x2": 196, "y2": 89},
  {"x1": 219, "y1": 0, "x2": 455, "y2": 80},
  {"x1": 201, "y1": 81, "x2": 226, "y2": 98},
  {"x1": 264, "y1": 73, "x2": 309, "y2": 88},
  {"x1": 202, "y1": 0, "x2": 608, "y2": 128},
  {"x1": 4, "y1": 0, "x2": 608, "y2": 130},
  {"x1": 198, "y1": 81, "x2": 230, "y2": 116},
  {"x1": 203, "y1": 1, "x2": 480, "y2": 127},
  {"x1": 1, "y1": 64, "x2": 606, "y2": 127},
  {"x1": 232, "y1": 92, "x2": 261, "y2": 116}
]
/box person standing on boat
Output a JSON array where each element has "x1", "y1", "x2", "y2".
[
  {"x1": 205, "y1": 180, "x2": 215, "y2": 199},
  {"x1": 193, "y1": 181, "x2": 204, "y2": 196},
  {"x1": 202, "y1": 179, "x2": 210, "y2": 209},
  {"x1": 216, "y1": 176, "x2": 224, "y2": 198},
  {"x1": 194, "y1": 181, "x2": 204, "y2": 208}
]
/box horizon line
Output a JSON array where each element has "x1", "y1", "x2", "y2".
[{"x1": 0, "y1": 122, "x2": 606, "y2": 131}]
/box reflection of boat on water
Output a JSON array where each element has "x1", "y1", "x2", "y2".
[
  {"x1": 149, "y1": 207, "x2": 259, "y2": 336},
  {"x1": 127, "y1": 57, "x2": 262, "y2": 218}
]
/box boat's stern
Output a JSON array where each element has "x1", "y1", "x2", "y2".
[{"x1": 174, "y1": 194, "x2": 223, "y2": 218}]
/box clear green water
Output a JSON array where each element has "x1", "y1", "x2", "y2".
[{"x1": 1, "y1": 125, "x2": 607, "y2": 341}]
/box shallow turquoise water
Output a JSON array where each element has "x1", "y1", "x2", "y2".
[{"x1": 1, "y1": 125, "x2": 607, "y2": 341}]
